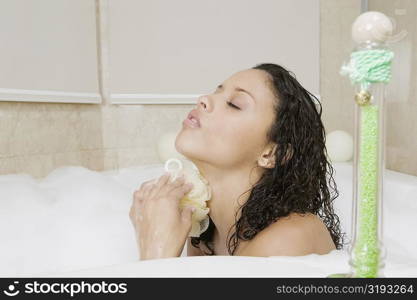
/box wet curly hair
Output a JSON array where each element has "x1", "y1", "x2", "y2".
[{"x1": 191, "y1": 63, "x2": 347, "y2": 255}]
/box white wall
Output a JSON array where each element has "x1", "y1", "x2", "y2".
[
  {"x1": 108, "y1": 0, "x2": 320, "y2": 104},
  {"x1": 0, "y1": 0, "x2": 100, "y2": 103}
]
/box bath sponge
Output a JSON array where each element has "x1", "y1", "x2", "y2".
[{"x1": 164, "y1": 158, "x2": 211, "y2": 237}]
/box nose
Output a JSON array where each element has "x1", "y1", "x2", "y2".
[{"x1": 197, "y1": 95, "x2": 209, "y2": 111}]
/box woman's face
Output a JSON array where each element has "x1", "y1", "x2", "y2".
[{"x1": 175, "y1": 69, "x2": 277, "y2": 170}]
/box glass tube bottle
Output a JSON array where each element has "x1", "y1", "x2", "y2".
[{"x1": 347, "y1": 41, "x2": 388, "y2": 278}]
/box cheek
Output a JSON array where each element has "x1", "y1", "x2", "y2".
[{"x1": 210, "y1": 119, "x2": 265, "y2": 159}]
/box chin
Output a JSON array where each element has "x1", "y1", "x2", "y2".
[
  {"x1": 175, "y1": 126, "x2": 221, "y2": 166},
  {"x1": 174, "y1": 129, "x2": 200, "y2": 161}
]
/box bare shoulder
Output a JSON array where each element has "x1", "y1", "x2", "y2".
[{"x1": 236, "y1": 212, "x2": 336, "y2": 257}]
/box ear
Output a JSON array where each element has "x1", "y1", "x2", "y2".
[
  {"x1": 257, "y1": 143, "x2": 293, "y2": 168},
  {"x1": 257, "y1": 143, "x2": 278, "y2": 169}
]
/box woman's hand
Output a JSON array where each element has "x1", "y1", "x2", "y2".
[{"x1": 129, "y1": 172, "x2": 195, "y2": 260}]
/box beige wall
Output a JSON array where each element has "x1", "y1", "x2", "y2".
[
  {"x1": 0, "y1": 0, "x2": 100, "y2": 98},
  {"x1": 369, "y1": 0, "x2": 417, "y2": 176},
  {"x1": 108, "y1": 0, "x2": 319, "y2": 97},
  {"x1": 321, "y1": 0, "x2": 417, "y2": 176},
  {"x1": 1, "y1": 0, "x2": 417, "y2": 178}
]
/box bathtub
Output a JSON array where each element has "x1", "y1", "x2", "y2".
[{"x1": 0, "y1": 162, "x2": 416, "y2": 277}]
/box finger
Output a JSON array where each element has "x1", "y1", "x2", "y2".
[
  {"x1": 139, "y1": 178, "x2": 156, "y2": 189},
  {"x1": 156, "y1": 172, "x2": 172, "y2": 188},
  {"x1": 181, "y1": 205, "x2": 196, "y2": 226},
  {"x1": 146, "y1": 178, "x2": 163, "y2": 199},
  {"x1": 140, "y1": 184, "x2": 153, "y2": 199},
  {"x1": 171, "y1": 182, "x2": 194, "y2": 199},
  {"x1": 157, "y1": 172, "x2": 180, "y2": 194},
  {"x1": 129, "y1": 202, "x2": 138, "y2": 221},
  {"x1": 133, "y1": 189, "x2": 141, "y2": 200},
  {"x1": 161, "y1": 175, "x2": 186, "y2": 195},
  {"x1": 133, "y1": 189, "x2": 144, "y2": 205},
  {"x1": 148, "y1": 173, "x2": 170, "y2": 198},
  {"x1": 166, "y1": 174, "x2": 186, "y2": 190},
  {"x1": 141, "y1": 178, "x2": 158, "y2": 198},
  {"x1": 138, "y1": 180, "x2": 152, "y2": 197},
  {"x1": 129, "y1": 205, "x2": 135, "y2": 221},
  {"x1": 129, "y1": 204, "x2": 143, "y2": 226}
]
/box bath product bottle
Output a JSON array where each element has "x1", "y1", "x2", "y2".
[
  {"x1": 164, "y1": 158, "x2": 211, "y2": 238},
  {"x1": 348, "y1": 71, "x2": 387, "y2": 278},
  {"x1": 329, "y1": 11, "x2": 394, "y2": 278}
]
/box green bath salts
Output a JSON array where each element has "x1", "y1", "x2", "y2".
[{"x1": 352, "y1": 104, "x2": 380, "y2": 277}]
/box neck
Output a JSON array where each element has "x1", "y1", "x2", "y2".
[{"x1": 190, "y1": 159, "x2": 264, "y2": 250}]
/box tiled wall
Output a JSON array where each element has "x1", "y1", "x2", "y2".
[
  {"x1": 1, "y1": 0, "x2": 416, "y2": 178},
  {"x1": 0, "y1": 102, "x2": 191, "y2": 178}
]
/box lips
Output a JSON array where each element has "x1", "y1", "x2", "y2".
[{"x1": 184, "y1": 109, "x2": 201, "y2": 128}]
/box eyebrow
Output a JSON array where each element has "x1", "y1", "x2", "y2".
[{"x1": 216, "y1": 84, "x2": 256, "y2": 102}]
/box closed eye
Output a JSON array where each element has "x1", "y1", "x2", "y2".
[{"x1": 227, "y1": 101, "x2": 240, "y2": 110}]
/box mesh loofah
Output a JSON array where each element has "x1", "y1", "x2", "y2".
[{"x1": 164, "y1": 158, "x2": 212, "y2": 237}]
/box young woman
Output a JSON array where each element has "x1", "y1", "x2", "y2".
[{"x1": 129, "y1": 63, "x2": 346, "y2": 260}]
